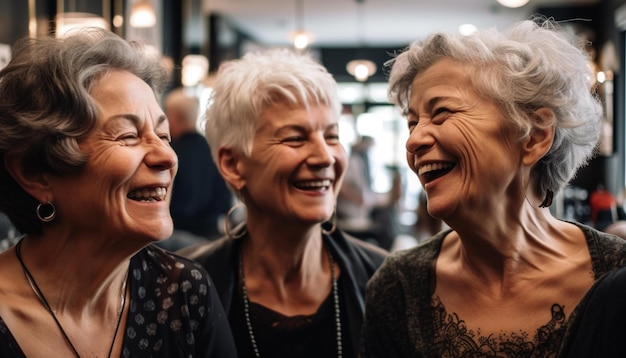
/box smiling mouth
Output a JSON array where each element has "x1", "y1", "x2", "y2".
[
  {"x1": 127, "y1": 187, "x2": 167, "y2": 202},
  {"x1": 418, "y1": 163, "x2": 455, "y2": 183},
  {"x1": 294, "y1": 179, "x2": 332, "y2": 191}
]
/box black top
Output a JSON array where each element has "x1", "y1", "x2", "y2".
[
  {"x1": 0, "y1": 244, "x2": 237, "y2": 358},
  {"x1": 178, "y1": 227, "x2": 388, "y2": 358},
  {"x1": 559, "y1": 263, "x2": 626, "y2": 357},
  {"x1": 230, "y1": 275, "x2": 348, "y2": 358}
]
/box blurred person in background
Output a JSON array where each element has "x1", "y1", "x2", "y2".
[
  {"x1": 360, "y1": 18, "x2": 626, "y2": 357},
  {"x1": 158, "y1": 87, "x2": 233, "y2": 251},
  {"x1": 179, "y1": 48, "x2": 387, "y2": 358},
  {"x1": 0, "y1": 28, "x2": 236, "y2": 357},
  {"x1": 337, "y1": 135, "x2": 401, "y2": 250}
]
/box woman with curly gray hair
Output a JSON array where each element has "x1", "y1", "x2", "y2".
[
  {"x1": 360, "y1": 18, "x2": 626, "y2": 358},
  {"x1": 0, "y1": 28, "x2": 236, "y2": 357}
]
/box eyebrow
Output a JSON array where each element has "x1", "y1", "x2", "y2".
[
  {"x1": 156, "y1": 114, "x2": 168, "y2": 126},
  {"x1": 427, "y1": 96, "x2": 445, "y2": 109},
  {"x1": 407, "y1": 96, "x2": 446, "y2": 117},
  {"x1": 274, "y1": 122, "x2": 338, "y2": 133}
]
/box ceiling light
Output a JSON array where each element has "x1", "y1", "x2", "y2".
[
  {"x1": 291, "y1": 30, "x2": 314, "y2": 50},
  {"x1": 496, "y1": 0, "x2": 530, "y2": 8},
  {"x1": 291, "y1": 0, "x2": 313, "y2": 49},
  {"x1": 346, "y1": 0, "x2": 376, "y2": 82},
  {"x1": 458, "y1": 24, "x2": 477, "y2": 36},
  {"x1": 346, "y1": 60, "x2": 377, "y2": 82},
  {"x1": 130, "y1": 0, "x2": 156, "y2": 28},
  {"x1": 182, "y1": 55, "x2": 209, "y2": 87},
  {"x1": 113, "y1": 15, "x2": 124, "y2": 28}
]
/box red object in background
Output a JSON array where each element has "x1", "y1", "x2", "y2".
[{"x1": 589, "y1": 186, "x2": 617, "y2": 227}]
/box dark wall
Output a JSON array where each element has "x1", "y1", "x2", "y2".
[
  {"x1": 0, "y1": 0, "x2": 111, "y2": 45},
  {"x1": 0, "y1": 1, "x2": 29, "y2": 44},
  {"x1": 162, "y1": 0, "x2": 184, "y2": 87}
]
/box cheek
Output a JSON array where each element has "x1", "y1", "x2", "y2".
[
  {"x1": 334, "y1": 147, "x2": 348, "y2": 176},
  {"x1": 447, "y1": 121, "x2": 484, "y2": 157},
  {"x1": 85, "y1": 153, "x2": 141, "y2": 193}
]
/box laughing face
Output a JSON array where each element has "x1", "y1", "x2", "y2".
[
  {"x1": 405, "y1": 59, "x2": 523, "y2": 220},
  {"x1": 236, "y1": 101, "x2": 346, "y2": 227},
  {"x1": 47, "y1": 70, "x2": 178, "y2": 243}
]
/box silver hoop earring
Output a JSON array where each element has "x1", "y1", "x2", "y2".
[
  {"x1": 225, "y1": 202, "x2": 247, "y2": 239},
  {"x1": 36, "y1": 201, "x2": 56, "y2": 222},
  {"x1": 322, "y1": 208, "x2": 337, "y2": 235}
]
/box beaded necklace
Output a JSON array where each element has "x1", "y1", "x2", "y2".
[
  {"x1": 239, "y1": 245, "x2": 342, "y2": 358},
  {"x1": 15, "y1": 239, "x2": 128, "y2": 358}
]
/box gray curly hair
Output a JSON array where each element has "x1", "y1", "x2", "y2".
[{"x1": 387, "y1": 18, "x2": 602, "y2": 206}]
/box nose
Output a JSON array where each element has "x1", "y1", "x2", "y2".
[
  {"x1": 307, "y1": 135, "x2": 336, "y2": 168},
  {"x1": 145, "y1": 137, "x2": 178, "y2": 171},
  {"x1": 405, "y1": 122, "x2": 436, "y2": 156}
]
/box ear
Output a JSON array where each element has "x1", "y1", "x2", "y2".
[
  {"x1": 522, "y1": 108, "x2": 556, "y2": 166},
  {"x1": 4, "y1": 155, "x2": 52, "y2": 202},
  {"x1": 217, "y1": 147, "x2": 246, "y2": 191}
]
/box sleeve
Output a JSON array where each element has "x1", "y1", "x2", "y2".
[
  {"x1": 193, "y1": 268, "x2": 238, "y2": 358},
  {"x1": 559, "y1": 267, "x2": 626, "y2": 358}
]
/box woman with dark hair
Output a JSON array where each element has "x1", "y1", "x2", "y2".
[{"x1": 0, "y1": 29, "x2": 236, "y2": 357}]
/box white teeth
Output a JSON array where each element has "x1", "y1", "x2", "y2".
[
  {"x1": 418, "y1": 163, "x2": 454, "y2": 176},
  {"x1": 128, "y1": 187, "x2": 167, "y2": 201},
  {"x1": 296, "y1": 179, "x2": 331, "y2": 189}
]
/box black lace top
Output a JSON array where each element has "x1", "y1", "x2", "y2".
[
  {"x1": 360, "y1": 222, "x2": 626, "y2": 358},
  {"x1": 0, "y1": 244, "x2": 237, "y2": 358}
]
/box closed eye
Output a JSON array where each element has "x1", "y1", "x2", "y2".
[
  {"x1": 118, "y1": 132, "x2": 140, "y2": 144},
  {"x1": 158, "y1": 133, "x2": 172, "y2": 143},
  {"x1": 283, "y1": 136, "x2": 305, "y2": 143},
  {"x1": 325, "y1": 133, "x2": 340, "y2": 144},
  {"x1": 432, "y1": 107, "x2": 452, "y2": 124}
]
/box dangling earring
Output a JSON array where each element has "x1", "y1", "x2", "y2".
[
  {"x1": 36, "y1": 201, "x2": 56, "y2": 222},
  {"x1": 539, "y1": 190, "x2": 554, "y2": 208},
  {"x1": 225, "y1": 202, "x2": 247, "y2": 239},
  {"x1": 322, "y1": 208, "x2": 337, "y2": 235}
]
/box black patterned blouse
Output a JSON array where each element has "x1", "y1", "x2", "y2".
[{"x1": 0, "y1": 244, "x2": 237, "y2": 357}]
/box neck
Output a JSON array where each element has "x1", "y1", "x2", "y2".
[
  {"x1": 15, "y1": 239, "x2": 129, "y2": 358},
  {"x1": 15, "y1": 237, "x2": 130, "y2": 315},
  {"x1": 242, "y1": 230, "x2": 325, "y2": 283}
]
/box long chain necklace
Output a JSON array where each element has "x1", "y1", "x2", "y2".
[
  {"x1": 15, "y1": 239, "x2": 128, "y2": 358},
  {"x1": 239, "y1": 245, "x2": 343, "y2": 358}
]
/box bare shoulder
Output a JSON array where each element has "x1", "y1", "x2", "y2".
[
  {"x1": 0, "y1": 247, "x2": 21, "y2": 291},
  {"x1": 0, "y1": 247, "x2": 30, "y2": 305}
]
